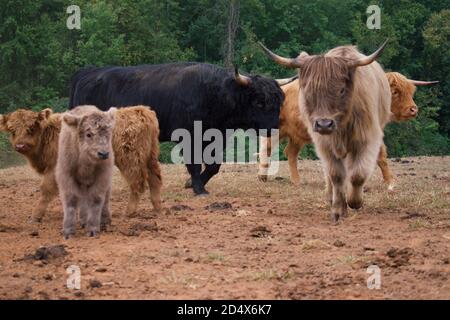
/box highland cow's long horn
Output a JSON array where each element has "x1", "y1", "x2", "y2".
[
  {"x1": 258, "y1": 42, "x2": 303, "y2": 69},
  {"x1": 409, "y1": 80, "x2": 439, "y2": 86},
  {"x1": 351, "y1": 39, "x2": 389, "y2": 67},
  {"x1": 276, "y1": 75, "x2": 299, "y2": 86},
  {"x1": 234, "y1": 68, "x2": 251, "y2": 86}
]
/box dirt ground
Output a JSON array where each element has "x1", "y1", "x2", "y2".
[{"x1": 0, "y1": 157, "x2": 449, "y2": 300}]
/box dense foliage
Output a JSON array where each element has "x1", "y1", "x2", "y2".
[{"x1": 0, "y1": 0, "x2": 449, "y2": 162}]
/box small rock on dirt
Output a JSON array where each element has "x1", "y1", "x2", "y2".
[
  {"x1": 121, "y1": 221, "x2": 158, "y2": 237},
  {"x1": 386, "y1": 247, "x2": 413, "y2": 267},
  {"x1": 333, "y1": 240, "x2": 345, "y2": 247},
  {"x1": 32, "y1": 244, "x2": 68, "y2": 260},
  {"x1": 400, "y1": 212, "x2": 427, "y2": 220},
  {"x1": 95, "y1": 267, "x2": 107, "y2": 273},
  {"x1": 170, "y1": 204, "x2": 193, "y2": 211},
  {"x1": 250, "y1": 226, "x2": 272, "y2": 238},
  {"x1": 205, "y1": 202, "x2": 232, "y2": 211},
  {"x1": 29, "y1": 230, "x2": 39, "y2": 237},
  {"x1": 89, "y1": 279, "x2": 102, "y2": 289},
  {"x1": 24, "y1": 245, "x2": 68, "y2": 261}
]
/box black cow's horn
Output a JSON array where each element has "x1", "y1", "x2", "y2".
[
  {"x1": 351, "y1": 39, "x2": 388, "y2": 67},
  {"x1": 409, "y1": 79, "x2": 439, "y2": 86},
  {"x1": 258, "y1": 42, "x2": 302, "y2": 69},
  {"x1": 276, "y1": 75, "x2": 299, "y2": 86},
  {"x1": 234, "y1": 68, "x2": 251, "y2": 86}
]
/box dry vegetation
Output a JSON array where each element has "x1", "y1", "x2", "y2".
[{"x1": 0, "y1": 157, "x2": 449, "y2": 299}]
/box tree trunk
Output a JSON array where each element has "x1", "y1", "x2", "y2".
[{"x1": 224, "y1": 0, "x2": 240, "y2": 68}]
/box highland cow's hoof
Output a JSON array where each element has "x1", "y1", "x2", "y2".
[
  {"x1": 194, "y1": 190, "x2": 209, "y2": 196},
  {"x1": 258, "y1": 175, "x2": 268, "y2": 182},
  {"x1": 80, "y1": 223, "x2": 86, "y2": 229},
  {"x1": 88, "y1": 230, "x2": 97, "y2": 237},
  {"x1": 184, "y1": 178, "x2": 192, "y2": 188},
  {"x1": 100, "y1": 224, "x2": 108, "y2": 232},
  {"x1": 63, "y1": 232, "x2": 74, "y2": 240},
  {"x1": 331, "y1": 212, "x2": 341, "y2": 224}
]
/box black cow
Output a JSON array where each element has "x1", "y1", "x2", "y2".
[{"x1": 69, "y1": 62, "x2": 284, "y2": 195}]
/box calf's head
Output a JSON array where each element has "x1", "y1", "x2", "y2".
[
  {"x1": 259, "y1": 41, "x2": 388, "y2": 135},
  {"x1": 387, "y1": 72, "x2": 438, "y2": 121},
  {"x1": 0, "y1": 109, "x2": 53, "y2": 154},
  {"x1": 63, "y1": 108, "x2": 116, "y2": 162},
  {"x1": 233, "y1": 68, "x2": 283, "y2": 136}
]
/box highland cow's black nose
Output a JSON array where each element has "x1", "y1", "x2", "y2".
[
  {"x1": 98, "y1": 151, "x2": 109, "y2": 160},
  {"x1": 314, "y1": 119, "x2": 335, "y2": 134}
]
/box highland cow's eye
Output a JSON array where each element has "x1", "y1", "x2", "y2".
[
  {"x1": 392, "y1": 90, "x2": 399, "y2": 96},
  {"x1": 86, "y1": 133, "x2": 92, "y2": 138},
  {"x1": 339, "y1": 88, "x2": 346, "y2": 96}
]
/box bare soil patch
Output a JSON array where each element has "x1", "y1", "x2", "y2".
[{"x1": 0, "y1": 157, "x2": 449, "y2": 299}]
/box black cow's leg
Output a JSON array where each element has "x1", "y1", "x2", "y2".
[
  {"x1": 186, "y1": 164, "x2": 207, "y2": 195},
  {"x1": 200, "y1": 163, "x2": 222, "y2": 187}
]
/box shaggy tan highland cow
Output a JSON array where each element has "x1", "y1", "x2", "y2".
[{"x1": 260, "y1": 41, "x2": 392, "y2": 221}]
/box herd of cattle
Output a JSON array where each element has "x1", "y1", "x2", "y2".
[{"x1": 0, "y1": 41, "x2": 438, "y2": 237}]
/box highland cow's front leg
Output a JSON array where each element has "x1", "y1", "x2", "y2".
[
  {"x1": 284, "y1": 140, "x2": 303, "y2": 185},
  {"x1": 31, "y1": 172, "x2": 58, "y2": 223},
  {"x1": 62, "y1": 193, "x2": 78, "y2": 239},
  {"x1": 324, "y1": 157, "x2": 347, "y2": 222},
  {"x1": 258, "y1": 135, "x2": 272, "y2": 182},
  {"x1": 346, "y1": 142, "x2": 380, "y2": 210},
  {"x1": 86, "y1": 195, "x2": 105, "y2": 237},
  {"x1": 186, "y1": 163, "x2": 208, "y2": 195},
  {"x1": 377, "y1": 143, "x2": 395, "y2": 191}
]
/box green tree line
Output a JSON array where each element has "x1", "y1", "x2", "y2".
[{"x1": 0, "y1": 0, "x2": 449, "y2": 163}]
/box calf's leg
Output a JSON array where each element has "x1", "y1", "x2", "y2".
[
  {"x1": 101, "y1": 187, "x2": 112, "y2": 230},
  {"x1": 31, "y1": 172, "x2": 58, "y2": 223},
  {"x1": 147, "y1": 157, "x2": 162, "y2": 211},
  {"x1": 62, "y1": 193, "x2": 78, "y2": 239},
  {"x1": 86, "y1": 195, "x2": 105, "y2": 237}
]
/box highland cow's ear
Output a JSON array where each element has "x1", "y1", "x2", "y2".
[
  {"x1": 0, "y1": 114, "x2": 7, "y2": 132},
  {"x1": 38, "y1": 108, "x2": 53, "y2": 121},
  {"x1": 63, "y1": 114, "x2": 80, "y2": 127}
]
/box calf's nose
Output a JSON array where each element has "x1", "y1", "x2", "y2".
[
  {"x1": 409, "y1": 106, "x2": 418, "y2": 116},
  {"x1": 314, "y1": 119, "x2": 335, "y2": 129},
  {"x1": 15, "y1": 144, "x2": 27, "y2": 152},
  {"x1": 98, "y1": 151, "x2": 109, "y2": 160}
]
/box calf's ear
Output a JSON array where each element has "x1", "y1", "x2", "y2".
[
  {"x1": 38, "y1": 108, "x2": 53, "y2": 121},
  {"x1": 0, "y1": 114, "x2": 7, "y2": 132},
  {"x1": 63, "y1": 114, "x2": 80, "y2": 127},
  {"x1": 108, "y1": 107, "x2": 117, "y2": 121}
]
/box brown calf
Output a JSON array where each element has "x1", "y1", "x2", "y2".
[{"x1": 0, "y1": 105, "x2": 162, "y2": 222}]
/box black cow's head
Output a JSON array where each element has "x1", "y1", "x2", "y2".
[{"x1": 231, "y1": 68, "x2": 284, "y2": 136}]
